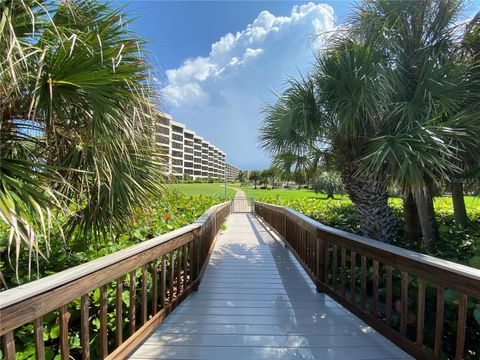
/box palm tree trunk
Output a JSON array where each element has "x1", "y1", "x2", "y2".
[
  {"x1": 403, "y1": 190, "x2": 421, "y2": 244},
  {"x1": 341, "y1": 164, "x2": 397, "y2": 243},
  {"x1": 413, "y1": 188, "x2": 439, "y2": 252},
  {"x1": 451, "y1": 181, "x2": 468, "y2": 229}
]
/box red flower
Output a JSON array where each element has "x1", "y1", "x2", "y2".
[{"x1": 162, "y1": 214, "x2": 171, "y2": 221}]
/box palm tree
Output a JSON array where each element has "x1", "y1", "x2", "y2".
[
  {"x1": 261, "y1": 58, "x2": 398, "y2": 243},
  {"x1": 350, "y1": 0, "x2": 480, "y2": 249},
  {"x1": 313, "y1": 172, "x2": 343, "y2": 199},
  {"x1": 259, "y1": 170, "x2": 270, "y2": 188},
  {"x1": 448, "y1": 13, "x2": 480, "y2": 229},
  {"x1": 249, "y1": 171, "x2": 260, "y2": 189},
  {"x1": 1, "y1": 1, "x2": 165, "y2": 265},
  {"x1": 266, "y1": 165, "x2": 280, "y2": 189},
  {"x1": 260, "y1": 1, "x2": 480, "y2": 249},
  {"x1": 236, "y1": 170, "x2": 246, "y2": 184}
]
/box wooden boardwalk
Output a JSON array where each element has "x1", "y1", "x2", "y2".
[{"x1": 129, "y1": 213, "x2": 412, "y2": 360}]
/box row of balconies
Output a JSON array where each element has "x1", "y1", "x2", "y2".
[{"x1": 156, "y1": 117, "x2": 225, "y2": 179}]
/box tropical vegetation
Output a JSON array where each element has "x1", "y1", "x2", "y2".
[
  {"x1": 0, "y1": 188, "x2": 223, "y2": 358},
  {"x1": 0, "y1": 0, "x2": 165, "y2": 280},
  {"x1": 0, "y1": 189, "x2": 223, "y2": 287},
  {"x1": 259, "y1": 0, "x2": 480, "y2": 251}
]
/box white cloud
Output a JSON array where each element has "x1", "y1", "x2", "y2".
[
  {"x1": 160, "y1": 2, "x2": 335, "y2": 108},
  {"x1": 161, "y1": 82, "x2": 209, "y2": 107},
  {"x1": 228, "y1": 57, "x2": 240, "y2": 66},
  {"x1": 165, "y1": 57, "x2": 218, "y2": 84},
  {"x1": 243, "y1": 48, "x2": 264, "y2": 61},
  {"x1": 211, "y1": 33, "x2": 237, "y2": 58},
  {"x1": 160, "y1": 2, "x2": 336, "y2": 168}
]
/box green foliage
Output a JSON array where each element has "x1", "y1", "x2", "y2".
[
  {"x1": 0, "y1": 190, "x2": 224, "y2": 359},
  {"x1": 0, "y1": 0, "x2": 164, "y2": 275},
  {"x1": 236, "y1": 170, "x2": 247, "y2": 184},
  {"x1": 312, "y1": 172, "x2": 344, "y2": 198},
  {"x1": 249, "y1": 170, "x2": 261, "y2": 189},
  {"x1": 0, "y1": 190, "x2": 222, "y2": 288}
]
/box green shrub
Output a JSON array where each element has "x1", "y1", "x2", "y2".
[
  {"x1": 0, "y1": 190, "x2": 226, "y2": 359},
  {"x1": 256, "y1": 195, "x2": 480, "y2": 267},
  {"x1": 0, "y1": 190, "x2": 223, "y2": 289}
]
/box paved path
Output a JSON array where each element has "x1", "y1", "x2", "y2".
[
  {"x1": 129, "y1": 213, "x2": 412, "y2": 360},
  {"x1": 232, "y1": 189, "x2": 250, "y2": 213}
]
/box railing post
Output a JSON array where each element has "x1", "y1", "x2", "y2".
[
  {"x1": 192, "y1": 228, "x2": 201, "y2": 291},
  {"x1": 315, "y1": 230, "x2": 328, "y2": 292}
]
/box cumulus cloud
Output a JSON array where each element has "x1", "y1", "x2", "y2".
[
  {"x1": 161, "y1": 82, "x2": 209, "y2": 108},
  {"x1": 160, "y1": 3, "x2": 334, "y2": 108},
  {"x1": 243, "y1": 48, "x2": 264, "y2": 60},
  {"x1": 160, "y1": 2, "x2": 335, "y2": 168}
]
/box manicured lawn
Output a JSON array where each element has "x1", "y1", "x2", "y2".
[
  {"x1": 169, "y1": 183, "x2": 237, "y2": 198},
  {"x1": 242, "y1": 186, "x2": 479, "y2": 211},
  {"x1": 241, "y1": 186, "x2": 348, "y2": 201}
]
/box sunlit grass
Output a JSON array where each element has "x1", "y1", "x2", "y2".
[
  {"x1": 241, "y1": 186, "x2": 478, "y2": 212},
  {"x1": 241, "y1": 186, "x2": 349, "y2": 201},
  {"x1": 169, "y1": 183, "x2": 236, "y2": 198}
]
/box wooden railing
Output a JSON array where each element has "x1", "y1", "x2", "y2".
[
  {"x1": 254, "y1": 201, "x2": 480, "y2": 360},
  {"x1": 0, "y1": 201, "x2": 231, "y2": 360}
]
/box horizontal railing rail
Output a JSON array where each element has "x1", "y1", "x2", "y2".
[
  {"x1": 0, "y1": 201, "x2": 231, "y2": 360},
  {"x1": 254, "y1": 201, "x2": 480, "y2": 360}
]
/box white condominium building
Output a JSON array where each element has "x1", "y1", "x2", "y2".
[
  {"x1": 226, "y1": 163, "x2": 241, "y2": 182},
  {"x1": 155, "y1": 113, "x2": 226, "y2": 180}
]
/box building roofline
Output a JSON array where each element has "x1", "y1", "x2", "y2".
[
  {"x1": 171, "y1": 120, "x2": 186, "y2": 128},
  {"x1": 157, "y1": 114, "x2": 227, "y2": 155},
  {"x1": 158, "y1": 111, "x2": 173, "y2": 120}
]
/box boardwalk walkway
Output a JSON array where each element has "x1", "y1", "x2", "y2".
[
  {"x1": 129, "y1": 213, "x2": 412, "y2": 359},
  {"x1": 231, "y1": 189, "x2": 251, "y2": 213}
]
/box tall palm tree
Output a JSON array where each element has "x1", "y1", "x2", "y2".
[
  {"x1": 260, "y1": 1, "x2": 479, "y2": 249},
  {"x1": 448, "y1": 12, "x2": 480, "y2": 229},
  {"x1": 260, "y1": 70, "x2": 398, "y2": 243},
  {"x1": 1, "y1": 1, "x2": 165, "y2": 264},
  {"x1": 249, "y1": 171, "x2": 260, "y2": 189},
  {"x1": 351, "y1": 0, "x2": 480, "y2": 249}
]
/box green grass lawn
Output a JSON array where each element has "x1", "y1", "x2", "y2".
[
  {"x1": 241, "y1": 185, "x2": 479, "y2": 211},
  {"x1": 170, "y1": 183, "x2": 479, "y2": 211},
  {"x1": 241, "y1": 186, "x2": 349, "y2": 201},
  {"x1": 169, "y1": 183, "x2": 236, "y2": 198}
]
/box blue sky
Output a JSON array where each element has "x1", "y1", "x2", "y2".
[
  {"x1": 113, "y1": 0, "x2": 353, "y2": 169},
  {"x1": 116, "y1": 1, "x2": 477, "y2": 170}
]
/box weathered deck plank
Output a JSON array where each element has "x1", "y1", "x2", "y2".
[{"x1": 128, "y1": 213, "x2": 412, "y2": 360}]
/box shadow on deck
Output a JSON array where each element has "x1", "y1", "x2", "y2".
[{"x1": 128, "y1": 213, "x2": 412, "y2": 360}]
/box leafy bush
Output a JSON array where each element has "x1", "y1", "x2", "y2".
[
  {"x1": 0, "y1": 190, "x2": 224, "y2": 289},
  {"x1": 0, "y1": 190, "x2": 226, "y2": 359}
]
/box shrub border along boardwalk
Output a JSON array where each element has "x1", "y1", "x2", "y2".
[{"x1": 0, "y1": 202, "x2": 231, "y2": 360}]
